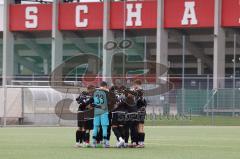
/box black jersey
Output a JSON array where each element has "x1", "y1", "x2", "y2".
[
  {"x1": 76, "y1": 91, "x2": 94, "y2": 111},
  {"x1": 126, "y1": 88, "x2": 147, "y2": 112},
  {"x1": 134, "y1": 89, "x2": 147, "y2": 110},
  {"x1": 76, "y1": 91, "x2": 94, "y2": 128},
  {"x1": 110, "y1": 86, "x2": 129, "y2": 112}
]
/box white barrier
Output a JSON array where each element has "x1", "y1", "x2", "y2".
[{"x1": 0, "y1": 88, "x2": 22, "y2": 118}]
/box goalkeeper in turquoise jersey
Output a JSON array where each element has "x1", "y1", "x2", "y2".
[{"x1": 92, "y1": 81, "x2": 115, "y2": 148}]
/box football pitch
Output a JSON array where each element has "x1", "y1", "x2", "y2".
[{"x1": 0, "y1": 126, "x2": 240, "y2": 159}]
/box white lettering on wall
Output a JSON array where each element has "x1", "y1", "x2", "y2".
[
  {"x1": 76, "y1": 5, "x2": 88, "y2": 28},
  {"x1": 181, "y1": 2, "x2": 198, "y2": 25},
  {"x1": 25, "y1": 6, "x2": 38, "y2": 29},
  {"x1": 126, "y1": 3, "x2": 142, "y2": 27}
]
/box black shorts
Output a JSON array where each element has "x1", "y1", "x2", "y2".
[
  {"x1": 84, "y1": 109, "x2": 94, "y2": 130},
  {"x1": 84, "y1": 119, "x2": 93, "y2": 130},
  {"x1": 111, "y1": 111, "x2": 126, "y2": 126},
  {"x1": 77, "y1": 111, "x2": 85, "y2": 127},
  {"x1": 138, "y1": 111, "x2": 146, "y2": 124},
  {"x1": 77, "y1": 109, "x2": 94, "y2": 129},
  {"x1": 125, "y1": 112, "x2": 139, "y2": 122}
]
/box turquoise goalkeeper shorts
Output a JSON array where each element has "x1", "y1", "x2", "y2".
[{"x1": 93, "y1": 112, "x2": 109, "y2": 126}]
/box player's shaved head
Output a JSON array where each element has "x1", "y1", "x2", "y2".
[{"x1": 100, "y1": 81, "x2": 108, "y2": 87}]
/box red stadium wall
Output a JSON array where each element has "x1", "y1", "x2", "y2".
[
  {"x1": 222, "y1": 0, "x2": 240, "y2": 27},
  {"x1": 110, "y1": 1, "x2": 157, "y2": 29},
  {"x1": 10, "y1": 4, "x2": 52, "y2": 31},
  {"x1": 8, "y1": 0, "x2": 240, "y2": 31},
  {"x1": 59, "y1": 2, "x2": 103, "y2": 30},
  {"x1": 164, "y1": 0, "x2": 214, "y2": 28}
]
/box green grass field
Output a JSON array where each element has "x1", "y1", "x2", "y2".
[{"x1": 0, "y1": 127, "x2": 240, "y2": 159}]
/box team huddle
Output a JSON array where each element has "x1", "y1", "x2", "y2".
[{"x1": 75, "y1": 80, "x2": 147, "y2": 148}]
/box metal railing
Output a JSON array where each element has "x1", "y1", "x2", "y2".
[{"x1": 1, "y1": 76, "x2": 240, "y2": 126}]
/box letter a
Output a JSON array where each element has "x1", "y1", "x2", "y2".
[{"x1": 181, "y1": 2, "x2": 198, "y2": 25}]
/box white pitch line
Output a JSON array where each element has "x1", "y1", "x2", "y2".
[{"x1": 146, "y1": 142, "x2": 236, "y2": 149}]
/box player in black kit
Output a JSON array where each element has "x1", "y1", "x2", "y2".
[
  {"x1": 132, "y1": 80, "x2": 147, "y2": 148},
  {"x1": 75, "y1": 85, "x2": 95, "y2": 147},
  {"x1": 110, "y1": 85, "x2": 128, "y2": 148}
]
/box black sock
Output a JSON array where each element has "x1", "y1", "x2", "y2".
[
  {"x1": 82, "y1": 131, "x2": 86, "y2": 143},
  {"x1": 79, "y1": 131, "x2": 83, "y2": 143},
  {"x1": 96, "y1": 127, "x2": 103, "y2": 143},
  {"x1": 93, "y1": 135, "x2": 97, "y2": 142},
  {"x1": 85, "y1": 132, "x2": 90, "y2": 143},
  {"x1": 143, "y1": 133, "x2": 145, "y2": 142},
  {"x1": 124, "y1": 126, "x2": 129, "y2": 143},
  {"x1": 138, "y1": 133, "x2": 145, "y2": 143},
  {"x1": 112, "y1": 127, "x2": 121, "y2": 141},
  {"x1": 119, "y1": 126, "x2": 125, "y2": 139},
  {"x1": 107, "y1": 125, "x2": 111, "y2": 140},
  {"x1": 130, "y1": 124, "x2": 137, "y2": 143},
  {"x1": 76, "y1": 130, "x2": 81, "y2": 143},
  {"x1": 136, "y1": 132, "x2": 139, "y2": 145}
]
